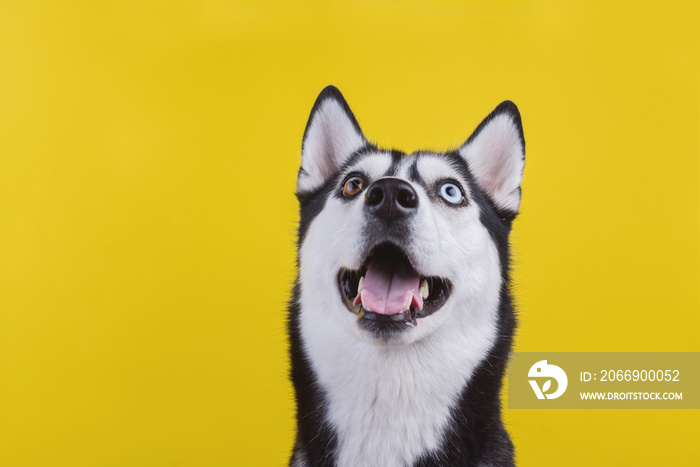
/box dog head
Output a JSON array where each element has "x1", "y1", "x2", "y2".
[{"x1": 296, "y1": 86, "x2": 524, "y2": 347}]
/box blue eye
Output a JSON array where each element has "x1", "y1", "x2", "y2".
[{"x1": 439, "y1": 182, "x2": 464, "y2": 204}]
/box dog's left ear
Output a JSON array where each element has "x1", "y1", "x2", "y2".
[
  {"x1": 459, "y1": 101, "x2": 525, "y2": 215},
  {"x1": 297, "y1": 86, "x2": 368, "y2": 194}
]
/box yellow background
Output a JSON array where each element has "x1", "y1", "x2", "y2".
[{"x1": 1, "y1": 1, "x2": 698, "y2": 466}]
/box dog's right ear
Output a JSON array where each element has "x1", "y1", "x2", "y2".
[{"x1": 297, "y1": 86, "x2": 368, "y2": 194}]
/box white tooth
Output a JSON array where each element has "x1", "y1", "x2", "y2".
[
  {"x1": 358, "y1": 276, "x2": 364, "y2": 291},
  {"x1": 419, "y1": 279, "x2": 429, "y2": 299},
  {"x1": 403, "y1": 300, "x2": 411, "y2": 312},
  {"x1": 360, "y1": 290, "x2": 372, "y2": 312}
]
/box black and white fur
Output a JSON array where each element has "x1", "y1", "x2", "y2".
[{"x1": 289, "y1": 86, "x2": 525, "y2": 467}]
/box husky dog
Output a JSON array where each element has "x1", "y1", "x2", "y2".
[{"x1": 289, "y1": 86, "x2": 525, "y2": 467}]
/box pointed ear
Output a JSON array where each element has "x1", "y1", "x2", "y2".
[
  {"x1": 458, "y1": 101, "x2": 525, "y2": 215},
  {"x1": 297, "y1": 86, "x2": 368, "y2": 193}
]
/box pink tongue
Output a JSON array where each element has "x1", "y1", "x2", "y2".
[{"x1": 352, "y1": 258, "x2": 423, "y2": 315}]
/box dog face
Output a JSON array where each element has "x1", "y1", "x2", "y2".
[{"x1": 296, "y1": 87, "x2": 524, "y2": 348}]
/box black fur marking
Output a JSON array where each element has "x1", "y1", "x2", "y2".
[
  {"x1": 288, "y1": 284, "x2": 339, "y2": 466},
  {"x1": 384, "y1": 150, "x2": 405, "y2": 176},
  {"x1": 336, "y1": 145, "x2": 381, "y2": 175},
  {"x1": 295, "y1": 181, "x2": 336, "y2": 248},
  {"x1": 408, "y1": 157, "x2": 425, "y2": 187}
]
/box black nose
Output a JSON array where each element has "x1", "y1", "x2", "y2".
[{"x1": 365, "y1": 178, "x2": 418, "y2": 221}]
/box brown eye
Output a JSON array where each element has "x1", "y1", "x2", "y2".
[{"x1": 342, "y1": 176, "x2": 365, "y2": 196}]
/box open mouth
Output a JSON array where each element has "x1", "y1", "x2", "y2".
[{"x1": 338, "y1": 242, "x2": 452, "y2": 329}]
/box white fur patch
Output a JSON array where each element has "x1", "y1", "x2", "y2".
[
  {"x1": 459, "y1": 113, "x2": 524, "y2": 213},
  {"x1": 298, "y1": 153, "x2": 503, "y2": 466}
]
